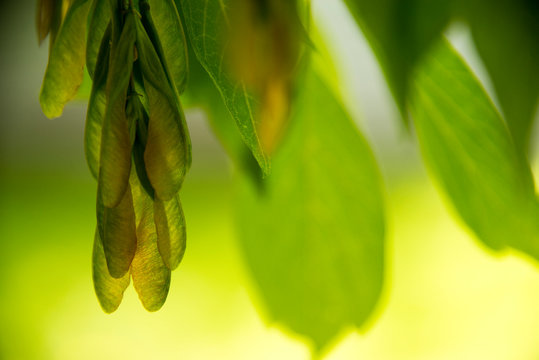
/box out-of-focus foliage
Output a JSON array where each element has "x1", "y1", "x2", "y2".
[
  {"x1": 343, "y1": 0, "x2": 539, "y2": 260},
  {"x1": 238, "y1": 67, "x2": 385, "y2": 351},
  {"x1": 464, "y1": 0, "x2": 539, "y2": 152},
  {"x1": 342, "y1": 0, "x2": 453, "y2": 120},
  {"x1": 343, "y1": 0, "x2": 539, "y2": 152},
  {"x1": 410, "y1": 40, "x2": 539, "y2": 257},
  {"x1": 179, "y1": 5, "x2": 385, "y2": 349}
]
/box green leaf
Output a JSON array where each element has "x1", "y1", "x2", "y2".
[
  {"x1": 237, "y1": 69, "x2": 385, "y2": 350},
  {"x1": 464, "y1": 0, "x2": 539, "y2": 152},
  {"x1": 97, "y1": 183, "x2": 138, "y2": 279},
  {"x1": 409, "y1": 39, "x2": 539, "y2": 257},
  {"x1": 142, "y1": 0, "x2": 189, "y2": 95},
  {"x1": 85, "y1": 23, "x2": 111, "y2": 180},
  {"x1": 181, "y1": 39, "x2": 259, "y2": 176},
  {"x1": 135, "y1": 17, "x2": 190, "y2": 201},
  {"x1": 154, "y1": 196, "x2": 186, "y2": 270},
  {"x1": 92, "y1": 228, "x2": 130, "y2": 314},
  {"x1": 178, "y1": 0, "x2": 270, "y2": 174},
  {"x1": 130, "y1": 174, "x2": 171, "y2": 312},
  {"x1": 39, "y1": 0, "x2": 91, "y2": 118},
  {"x1": 343, "y1": 0, "x2": 453, "y2": 120},
  {"x1": 86, "y1": 0, "x2": 110, "y2": 79},
  {"x1": 98, "y1": 13, "x2": 136, "y2": 208}
]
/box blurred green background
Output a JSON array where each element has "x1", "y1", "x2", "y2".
[{"x1": 1, "y1": 1, "x2": 539, "y2": 359}]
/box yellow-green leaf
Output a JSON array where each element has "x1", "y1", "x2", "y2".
[
  {"x1": 179, "y1": 0, "x2": 270, "y2": 174},
  {"x1": 238, "y1": 68, "x2": 385, "y2": 350},
  {"x1": 154, "y1": 196, "x2": 186, "y2": 270},
  {"x1": 92, "y1": 228, "x2": 130, "y2": 313},
  {"x1": 410, "y1": 40, "x2": 539, "y2": 257},
  {"x1": 39, "y1": 0, "x2": 91, "y2": 118}
]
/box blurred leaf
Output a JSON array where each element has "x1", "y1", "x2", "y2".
[
  {"x1": 39, "y1": 0, "x2": 91, "y2": 118},
  {"x1": 343, "y1": 0, "x2": 453, "y2": 121},
  {"x1": 463, "y1": 0, "x2": 539, "y2": 152},
  {"x1": 409, "y1": 40, "x2": 539, "y2": 257},
  {"x1": 135, "y1": 16, "x2": 190, "y2": 201},
  {"x1": 98, "y1": 13, "x2": 136, "y2": 208},
  {"x1": 86, "y1": 0, "x2": 110, "y2": 79},
  {"x1": 130, "y1": 175, "x2": 171, "y2": 312},
  {"x1": 142, "y1": 0, "x2": 189, "y2": 95},
  {"x1": 154, "y1": 196, "x2": 186, "y2": 270},
  {"x1": 237, "y1": 69, "x2": 385, "y2": 350},
  {"x1": 178, "y1": 0, "x2": 270, "y2": 175},
  {"x1": 85, "y1": 23, "x2": 110, "y2": 179},
  {"x1": 226, "y1": 0, "x2": 302, "y2": 155},
  {"x1": 92, "y1": 229, "x2": 130, "y2": 313}
]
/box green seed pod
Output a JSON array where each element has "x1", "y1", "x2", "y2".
[
  {"x1": 86, "y1": 0, "x2": 110, "y2": 78},
  {"x1": 39, "y1": 0, "x2": 91, "y2": 118},
  {"x1": 130, "y1": 173, "x2": 171, "y2": 312},
  {"x1": 92, "y1": 228, "x2": 130, "y2": 313},
  {"x1": 36, "y1": 0, "x2": 56, "y2": 44},
  {"x1": 134, "y1": 16, "x2": 190, "y2": 201},
  {"x1": 85, "y1": 23, "x2": 111, "y2": 180},
  {"x1": 97, "y1": 182, "x2": 137, "y2": 279},
  {"x1": 140, "y1": 0, "x2": 189, "y2": 94},
  {"x1": 98, "y1": 12, "x2": 136, "y2": 208},
  {"x1": 130, "y1": 97, "x2": 156, "y2": 199},
  {"x1": 154, "y1": 195, "x2": 186, "y2": 270},
  {"x1": 36, "y1": 0, "x2": 71, "y2": 47}
]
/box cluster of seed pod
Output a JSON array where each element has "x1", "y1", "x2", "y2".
[
  {"x1": 38, "y1": 0, "x2": 191, "y2": 312},
  {"x1": 89, "y1": 0, "x2": 191, "y2": 312}
]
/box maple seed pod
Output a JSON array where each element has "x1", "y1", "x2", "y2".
[
  {"x1": 154, "y1": 196, "x2": 186, "y2": 270},
  {"x1": 134, "y1": 16, "x2": 190, "y2": 200},
  {"x1": 36, "y1": 0, "x2": 55, "y2": 44},
  {"x1": 39, "y1": 0, "x2": 91, "y2": 118},
  {"x1": 130, "y1": 179, "x2": 171, "y2": 312},
  {"x1": 93, "y1": 228, "x2": 130, "y2": 313},
  {"x1": 98, "y1": 12, "x2": 136, "y2": 208},
  {"x1": 97, "y1": 183, "x2": 137, "y2": 279},
  {"x1": 85, "y1": 23, "x2": 111, "y2": 180},
  {"x1": 38, "y1": 0, "x2": 192, "y2": 313}
]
